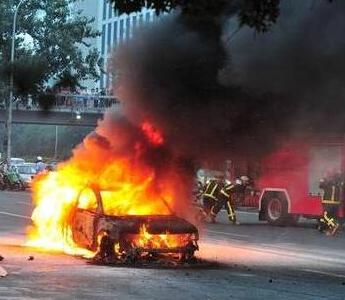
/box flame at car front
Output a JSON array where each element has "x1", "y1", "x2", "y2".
[
  {"x1": 131, "y1": 224, "x2": 193, "y2": 250},
  {"x1": 26, "y1": 117, "x2": 195, "y2": 257}
]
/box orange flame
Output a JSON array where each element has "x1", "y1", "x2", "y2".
[
  {"x1": 131, "y1": 224, "x2": 192, "y2": 249},
  {"x1": 141, "y1": 122, "x2": 164, "y2": 146},
  {"x1": 26, "y1": 118, "x2": 192, "y2": 256}
]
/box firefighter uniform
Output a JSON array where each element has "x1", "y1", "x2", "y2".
[
  {"x1": 319, "y1": 175, "x2": 343, "y2": 235},
  {"x1": 201, "y1": 179, "x2": 222, "y2": 217},
  {"x1": 210, "y1": 177, "x2": 248, "y2": 224}
]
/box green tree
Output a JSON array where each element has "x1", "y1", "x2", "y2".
[
  {"x1": 110, "y1": 0, "x2": 281, "y2": 32},
  {"x1": 0, "y1": 0, "x2": 103, "y2": 96},
  {"x1": 109, "y1": 0, "x2": 333, "y2": 32}
]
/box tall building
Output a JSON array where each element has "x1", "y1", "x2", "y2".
[
  {"x1": 99, "y1": 1, "x2": 157, "y2": 90},
  {"x1": 74, "y1": 0, "x2": 157, "y2": 91}
]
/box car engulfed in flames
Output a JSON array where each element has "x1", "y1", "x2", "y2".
[
  {"x1": 71, "y1": 187, "x2": 199, "y2": 263},
  {"x1": 26, "y1": 118, "x2": 200, "y2": 264}
]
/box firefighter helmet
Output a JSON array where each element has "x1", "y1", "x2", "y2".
[
  {"x1": 224, "y1": 179, "x2": 231, "y2": 186},
  {"x1": 240, "y1": 175, "x2": 250, "y2": 185}
]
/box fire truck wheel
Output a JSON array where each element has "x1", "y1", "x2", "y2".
[{"x1": 264, "y1": 196, "x2": 289, "y2": 226}]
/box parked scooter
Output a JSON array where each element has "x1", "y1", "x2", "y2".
[
  {"x1": 3, "y1": 166, "x2": 26, "y2": 191},
  {"x1": 0, "y1": 172, "x2": 6, "y2": 190}
]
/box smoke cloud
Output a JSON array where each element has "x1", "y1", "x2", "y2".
[
  {"x1": 228, "y1": 0, "x2": 345, "y2": 133},
  {"x1": 111, "y1": 0, "x2": 345, "y2": 171}
]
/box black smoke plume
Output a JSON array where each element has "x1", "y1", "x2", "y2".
[{"x1": 111, "y1": 0, "x2": 344, "y2": 169}]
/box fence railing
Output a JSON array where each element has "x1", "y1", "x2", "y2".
[{"x1": 1, "y1": 94, "x2": 122, "y2": 114}]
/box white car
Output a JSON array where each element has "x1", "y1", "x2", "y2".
[
  {"x1": 16, "y1": 163, "x2": 37, "y2": 187},
  {"x1": 10, "y1": 158, "x2": 25, "y2": 166}
]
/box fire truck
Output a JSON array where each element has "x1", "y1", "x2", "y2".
[{"x1": 254, "y1": 139, "x2": 345, "y2": 226}]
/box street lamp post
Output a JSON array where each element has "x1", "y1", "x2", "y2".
[
  {"x1": 54, "y1": 125, "x2": 58, "y2": 159},
  {"x1": 6, "y1": 0, "x2": 27, "y2": 165}
]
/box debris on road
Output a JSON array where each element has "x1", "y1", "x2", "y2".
[
  {"x1": 88, "y1": 256, "x2": 221, "y2": 270},
  {"x1": 28, "y1": 256, "x2": 34, "y2": 261},
  {"x1": 0, "y1": 266, "x2": 7, "y2": 278},
  {"x1": 0, "y1": 255, "x2": 4, "y2": 261}
]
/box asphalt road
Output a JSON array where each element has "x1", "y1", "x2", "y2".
[{"x1": 1, "y1": 192, "x2": 345, "y2": 299}]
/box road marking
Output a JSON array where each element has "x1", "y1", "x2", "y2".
[
  {"x1": 207, "y1": 229, "x2": 250, "y2": 238},
  {"x1": 16, "y1": 201, "x2": 32, "y2": 207},
  {"x1": 0, "y1": 211, "x2": 31, "y2": 220},
  {"x1": 206, "y1": 237, "x2": 345, "y2": 265},
  {"x1": 237, "y1": 211, "x2": 258, "y2": 215},
  {"x1": 301, "y1": 268, "x2": 345, "y2": 279},
  {"x1": 221, "y1": 209, "x2": 258, "y2": 215}
]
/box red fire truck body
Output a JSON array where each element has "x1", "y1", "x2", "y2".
[{"x1": 256, "y1": 140, "x2": 345, "y2": 225}]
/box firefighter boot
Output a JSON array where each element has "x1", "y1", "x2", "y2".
[
  {"x1": 226, "y1": 202, "x2": 239, "y2": 225},
  {"x1": 209, "y1": 212, "x2": 217, "y2": 224},
  {"x1": 230, "y1": 216, "x2": 240, "y2": 225},
  {"x1": 331, "y1": 223, "x2": 340, "y2": 236}
]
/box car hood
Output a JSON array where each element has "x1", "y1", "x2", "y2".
[{"x1": 102, "y1": 215, "x2": 198, "y2": 235}]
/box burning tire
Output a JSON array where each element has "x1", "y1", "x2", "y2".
[
  {"x1": 264, "y1": 195, "x2": 289, "y2": 226},
  {"x1": 95, "y1": 231, "x2": 116, "y2": 262}
]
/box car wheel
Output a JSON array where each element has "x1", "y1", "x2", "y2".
[
  {"x1": 264, "y1": 196, "x2": 289, "y2": 226},
  {"x1": 96, "y1": 232, "x2": 115, "y2": 260}
]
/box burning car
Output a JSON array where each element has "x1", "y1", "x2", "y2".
[{"x1": 71, "y1": 187, "x2": 199, "y2": 263}]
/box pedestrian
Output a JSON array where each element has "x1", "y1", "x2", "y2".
[
  {"x1": 82, "y1": 89, "x2": 88, "y2": 109},
  {"x1": 35, "y1": 156, "x2": 46, "y2": 173},
  {"x1": 94, "y1": 88, "x2": 99, "y2": 108},
  {"x1": 100, "y1": 88, "x2": 106, "y2": 108}
]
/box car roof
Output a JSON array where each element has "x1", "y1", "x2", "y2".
[{"x1": 16, "y1": 163, "x2": 36, "y2": 167}]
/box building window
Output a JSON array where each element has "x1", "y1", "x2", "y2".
[
  {"x1": 102, "y1": 0, "x2": 107, "y2": 20},
  {"x1": 145, "y1": 12, "x2": 151, "y2": 22},
  {"x1": 126, "y1": 18, "x2": 130, "y2": 40},
  {"x1": 107, "y1": 23, "x2": 112, "y2": 52},
  {"x1": 119, "y1": 19, "x2": 124, "y2": 43},
  {"x1": 113, "y1": 21, "x2": 118, "y2": 47},
  {"x1": 108, "y1": 2, "x2": 112, "y2": 19},
  {"x1": 101, "y1": 24, "x2": 106, "y2": 54}
]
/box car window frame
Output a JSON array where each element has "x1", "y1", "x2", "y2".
[{"x1": 76, "y1": 187, "x2": 103, "y2": 215}]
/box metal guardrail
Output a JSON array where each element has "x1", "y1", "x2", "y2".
[{"x1": 1, "y1": 94, "x2": 122, "y2": 114}]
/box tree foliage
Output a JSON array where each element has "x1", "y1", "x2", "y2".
[
  {"x1": 0, "y1": 0, "x2": 102, "y2": 95},
  {"x1": 0, "y1": 123, "x2": 92, "y2": 159},
  {"x1": 110, "y1": 0, "x2": 281, "y2": 32},
  {"x1": 110, "y1": 0, "x2": 333, "y2": 32}
]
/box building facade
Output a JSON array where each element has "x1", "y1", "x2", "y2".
[{"x1": 75, "y1": 0, "x2": 157, "y2": 91}]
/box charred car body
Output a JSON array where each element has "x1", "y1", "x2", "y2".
[{"x1": 70, "y1": 187, "x2": 199, "y2": 263}]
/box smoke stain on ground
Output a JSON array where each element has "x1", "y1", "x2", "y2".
[{"x1": 87, "y1": 258, "x2": 227, "y2": 270}]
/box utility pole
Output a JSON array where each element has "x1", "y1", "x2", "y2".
[
  {"x1": 6, "y1": 0, "x2": 27, "y2": 165},
  {"x1": 54, "y1": 125, "x2": 58, "y2": 159}
]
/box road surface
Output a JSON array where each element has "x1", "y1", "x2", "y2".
[{"x1": 0, "y1": 191, "x2": 345, "y2": 299}]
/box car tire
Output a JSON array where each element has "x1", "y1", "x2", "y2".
[
  {"x1": 95, "y1": 232, "x2": 115, "y2": 259},
  {"x1": 264, "y1": 195, "x2": 289, "y2": 226}
]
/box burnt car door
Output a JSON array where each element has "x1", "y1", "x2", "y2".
[{"x1": 71, "y1": 188, "x2": 101, "y2": 249}]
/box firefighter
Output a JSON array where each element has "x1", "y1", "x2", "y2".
[
  {"x1": 319, "y1": 173, "x2": 343, "y2": 236},
  {"x1": 201, "y1": 179, "x2": 222, "y2": 218},
  {"x1": 209, "y1": 176, "x2": 250, "y2": 224}
]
